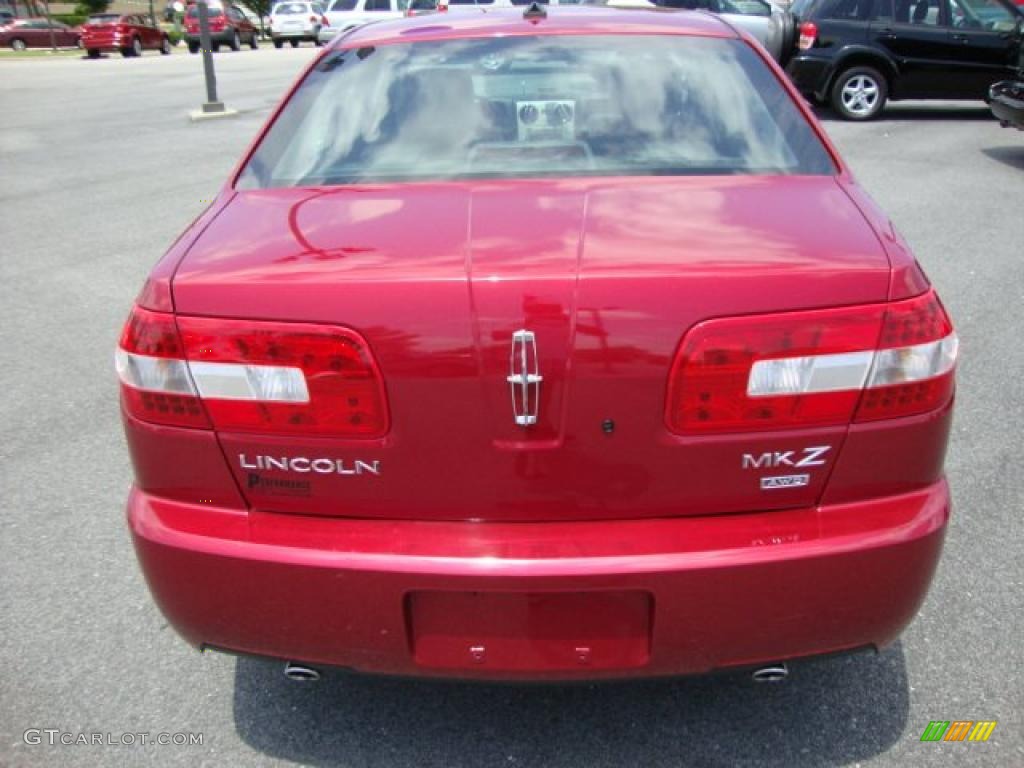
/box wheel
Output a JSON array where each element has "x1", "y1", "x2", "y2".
[
  {"x1": 249, "y1": 31, "x2": 258, "y2": 49},
  {"x1": 131, "y1": 36, "x2": 143, "y2": 57},
  {"x1": 314, "y1": 38, "x2": 322, "y2": 47},
  {"x1": 160, "y1": 36, "x2": 171, "y2": 55},
  {"x1": 87, "y1": 48, "x2": 100, "y2": 58},
  {"x1": 273, "y1": 38, "x2": 283, "y2": 48},
  {"x1": 188, "y1": 41, "x2": 199, "y2": 54},
  {"x1": 229, "y1": 31, "x2": 240, "y2": 51},
  {"x1": 289, "y1": 38, "x2": 299, "y2": 48},
  {"x1": 212, "y1": 41, "x2": 221, "y2": 52},
  {"x1": 10, "y1": 38, "x2": 26, "y2": 52},
  {"x1": 830, "y1": 66, "x2": 888, "y2": 121}
]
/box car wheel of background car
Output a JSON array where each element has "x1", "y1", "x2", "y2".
[
  {"x1": 273, "y1": 38, "x2": 283, "y2": 48},
  {"x1": 188, "y1": 41, "x2": 199, "y2": 53},
  {"x1": 249, "y1": 31, "x2": 258, "y2": 49},
  {"x1": 160, "y1": 36, "x2": 171, "y2": 55},
  {"x1": 831, "y1": 66, "x2": 887, "y2": 121},
  {"x1": 212, "y1": 41, "x2": 221, "y2": 52},
  {"x1": 10, "y1": 38, "x2": 26, "y2": 51},
  {"x1": 290, "y1": 39, "x2": 299, "y2": 47},
  {"x1": 132, "y1": 36, "x2": 143, "y2": 57},
  {"x1": 230, "y1": 31, "x2": 240, "y2": 51},
  {"x1": 87, "y1": 48, "x2": 100, "y2": 58}
]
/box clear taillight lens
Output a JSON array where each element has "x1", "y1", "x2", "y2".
[
  {"x1": 116, "y1": 307, "x2": 388, "y2": 437},
  {"x1": 666, "y1": 290, "x2": 957, "y2": 435}
]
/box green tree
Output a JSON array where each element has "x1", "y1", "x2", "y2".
[
  {"x1": 237, "y1": 0, "x2": 272, "y2": 34},
  {"x1": 75, "y1": 0, "x2": 112, "y2": 14}
]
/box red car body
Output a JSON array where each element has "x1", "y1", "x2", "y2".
[
  {"x1": 183, "y1": 3, "x2": 260, "y2": 53},
  {"x1": 0, "y1": 18, "x2": 81, "y2": 50},
  {"x1": 80, "y1": 13, "x2": 169, "y2": 57},
  {"x1": 119, "y1": 9, "x2": 957, "y2": 681}
]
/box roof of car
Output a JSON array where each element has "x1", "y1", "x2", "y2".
[{"x1": 334, "y1": 7, "x2": 737, "y2": 48}]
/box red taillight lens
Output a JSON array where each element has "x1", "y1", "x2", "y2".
[
  {"x1": 798, "y1": 21, "x2": 818, "y2": 51},
  {"x1": 855, "y1": 292, "x2": 957, "y2": 422},
  {"x1": 116, "y1": 308, "x2": 388, "y2": 437},
  {"x1": 666, "y1": 291, "x2": 957, "y2": 435},
  {"x1": 116, "y1": 307, "x2": 209, "y2": 429},
  {"x1": 321, "y1": 14, "x2": 329, "y2": 24}
]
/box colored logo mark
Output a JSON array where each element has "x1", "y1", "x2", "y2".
[{"x1": 920, "y1": 721, "x2": 997, "y2": 742}]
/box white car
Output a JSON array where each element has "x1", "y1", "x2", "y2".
[
  {"x1": 317, "y1": 0, "x2": 406, "y2": 42},
  {"x1": 270, "y1": 1, "x2": 326, "y2": 47}
]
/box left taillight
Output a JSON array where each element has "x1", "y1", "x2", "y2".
[
  {"x1": 116, "y1": 307, "x2": 209, "y2": 429},
  {"x1": 116, "y1": 306, "x2": 388, "y2": 437}
]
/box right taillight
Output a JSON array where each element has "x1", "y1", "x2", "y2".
[
  {"x1": 666, "y1": 290, "x2": 957, "y2": 435},
  {"x1": 855, "y1": 291, "x2": 957, "y2": 422},
  {"x1": 116, "y1": 306, "x2": 388, "y2": 437},
  {"x1": 798, "y1": 21, "x2": 818, "y2": 51}
]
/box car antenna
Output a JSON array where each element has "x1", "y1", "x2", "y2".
[{"x1": 523, "y1": 1, "x2": 547, "y2": 20}]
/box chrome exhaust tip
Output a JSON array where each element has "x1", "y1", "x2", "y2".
[
  {"x1": 751, "y1": 664, "x2": 789, "y2": 683},
  {"x1": 283, "y1": 662, "x2": 321, "y2": 682}
]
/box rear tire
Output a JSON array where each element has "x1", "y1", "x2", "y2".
[
  {"x1": 289, "y1": 38, "x2": 299, "y2": 48},
  {"x1": 830, "y1": 66, "x2": 888, "y2": 121},
  {"x1": 188, "y1": 41, "x2": 200, "y2": 53},
  {"x1": 212, "y1": 41, "x2": 221, "y2": 52},
  {"x1": 87, "y1": 48, "x2": 100, "y2": 58},
  {"x1": 249, "y1": 31, "x2": 258, "y2": 49},
  {"x1": 273, "y1": 38, "x2": 283, "y2": 48},
  {"x1": 160, "y1": 36, "x2": 171, "y2": 55},
  {"x1": 230, "y1": 31, "x2": 240, "y2": 51},
  {"x1": 10, "y1": 38, "x2": 26, "y2": 51}
]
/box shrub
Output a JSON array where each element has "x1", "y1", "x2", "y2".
[
  {"x1": 52, "y1": 13, "x2": 88, "y2": 26},
  {"x1": 74, "y1": 0, "x2": 111, "y2": 15}
]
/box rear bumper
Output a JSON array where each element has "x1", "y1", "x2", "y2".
[
  {"x1": 786, "y1": 54, "x2": 834, "y2": 100},
  {"x1": 270, "y1": 27, "x2": 318, "y2": 39},
  {"x1": 988, "y1": 80, "x2": 1024, "y2": 129},
  {"x1": 129, "y1": 480, "x2": 949, "y2": 680}
]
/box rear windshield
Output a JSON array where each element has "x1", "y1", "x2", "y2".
[
  {"x1": 87, "y1": 13, "x2": 123, "y2": 23},
  {"x1": 330, "y1": 0, "x2": 358, "y2": 9},
  {"x1": 273, "y1": 2, "x2": 310, "y2": 12},
  {"x1": 238, "y1": 36, "x2": 835, "y2": 188},
  {"x1": 186, "y1": 6, "x2": 224, "y2": 16}
]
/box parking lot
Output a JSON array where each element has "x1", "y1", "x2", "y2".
[{"x1": 1, "y1": 46, "x2": 1022, "y2": 767}]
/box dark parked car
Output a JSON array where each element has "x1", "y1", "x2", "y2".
[
  {"x1": 184, "y1": 3, "x2": 259, "y2": 52},
  {"x1": 787, "y1": 0, "x2": 1024, "y2": 119},
  {"x1": 0, "y1": 18, "x2": 81, "y2": 50},
  {"x1": 81, "y1": 14, "x2": 171, "y2": 57},
  {"x1": 989, "y1": 77, "x2": 1024, "y2": 126}
]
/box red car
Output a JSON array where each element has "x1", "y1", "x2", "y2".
[
  {"x1": 183, "y1": 3, "x2": 259, "y2": 53},
  {"x1": 81, "y1": 13, "x2": 171, "y2": 58},
  {"x1": 118, "y1": 6, "x2": 958, "y2": 682},
  {"x1": 0, "y1": 18, "x2": 81, "y2": 50}
]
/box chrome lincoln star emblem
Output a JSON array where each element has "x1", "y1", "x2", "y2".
[{"x1": 507, "y1": 329, "x2": 543, "y2": 426}]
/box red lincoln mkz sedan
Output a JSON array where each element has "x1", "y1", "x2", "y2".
[{"x1": 118, "y1": 5, "x2": 958, "y2": 682}]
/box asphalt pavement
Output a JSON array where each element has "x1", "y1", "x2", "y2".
[{"x1": 1, "y1": 46, "x2": 1022, "y2": 768}]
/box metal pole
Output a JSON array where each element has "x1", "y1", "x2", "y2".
[
  {"x1": 41, "y1": 0, "x2": 55, "y2": 51},
  {"x1": 197, "y1": 0, "x2": 225, "y2": 113},
  {"x1": 148, "y1": 0, "x2": 155, "y2": 26}
]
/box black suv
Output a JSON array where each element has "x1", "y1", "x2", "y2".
[{"x1": 786, "y1": 0, "x2": 1024, "y2": 119}]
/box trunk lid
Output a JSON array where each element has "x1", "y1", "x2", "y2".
[{"x1": 172, "y1": 176, "x2": 891, "y2": 521}]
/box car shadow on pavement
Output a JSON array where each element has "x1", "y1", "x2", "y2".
[
  {"x1": 814, "y1": 105, "x2": 994, "y2": 123},
  {"x1": 232, "y1": 644, "x2": 910, "y2": 767},
  {"x1": 981, "y1": 146, "x2": 1024, "y2": 171}
]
